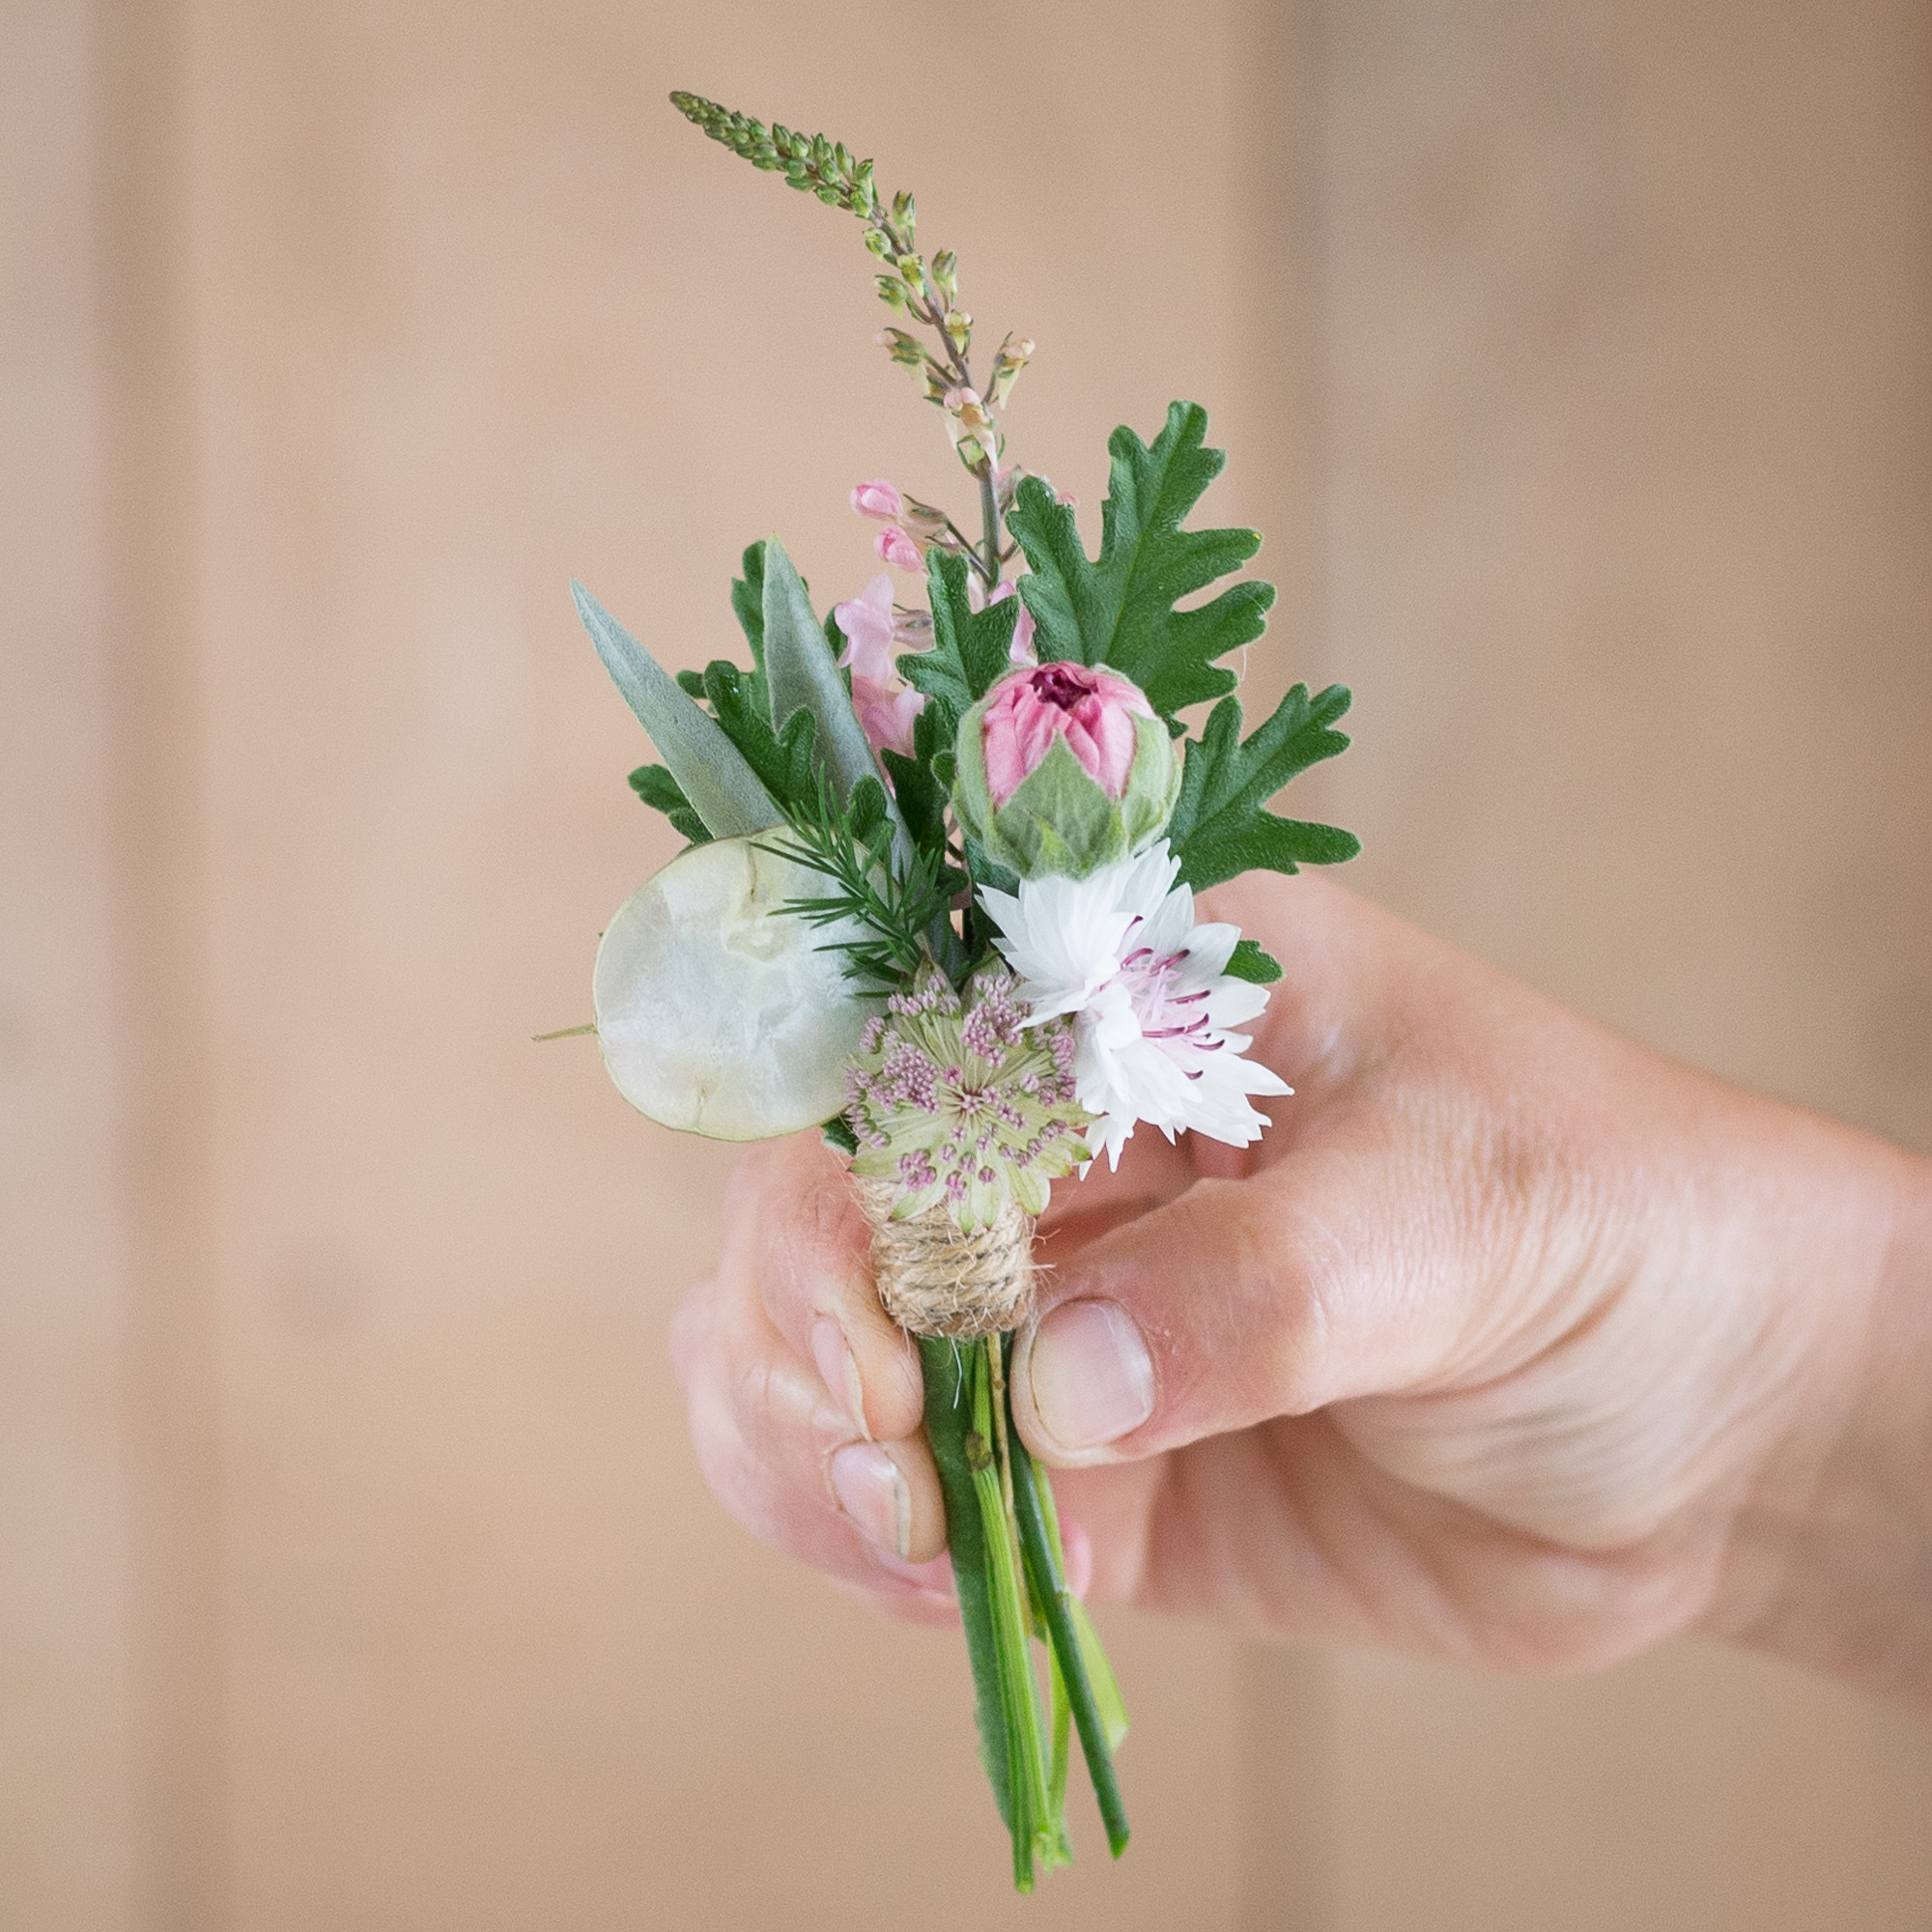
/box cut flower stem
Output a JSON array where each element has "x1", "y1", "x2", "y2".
[{"x1": 915, "y1": 1331, "x2": 1129, "y2": 1889}]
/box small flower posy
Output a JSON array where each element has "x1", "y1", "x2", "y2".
[{"x1": 563, "y1": 90, "x2": 1359, "y2": 1894}]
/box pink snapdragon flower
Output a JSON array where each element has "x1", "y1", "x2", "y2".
[
  {"x1": 980, "y1": 661, "x2": 1152, "y2": 807},
  {"x1": 987, "y1": 581, "x2": 1037, "y2": 664},
  {"x1": 874, "y1": 526, "x2": 924, "y2": 571},
  {"x1": 851, "y1": 478, "x2": 905, "y2": 522},
  {"x1": 852, "y1": 683, "x2": 925, "y2": 761},
  {"x1": 834, "y1": 575, "x2": 927, "y2": 761}
]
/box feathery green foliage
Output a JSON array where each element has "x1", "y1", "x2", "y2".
[{"x1": 760, "y1": 774, "x2": 959, "y2": 983}]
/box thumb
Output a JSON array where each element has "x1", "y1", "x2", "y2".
[{"x1": 1009, "y1": 1150, "x2": 1465, "y2": 1467}]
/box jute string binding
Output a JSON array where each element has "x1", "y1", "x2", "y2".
[{"x1": 852, "y1": 1177, "x2": 1036, "y2": 1339}]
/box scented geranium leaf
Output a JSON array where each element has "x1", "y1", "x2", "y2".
[
  {"x1": 675, "y1": 668, "x2": 708, "y2": 700},
  {"x1": 761, "y1": 537, "x2": 879, "y2": 807},
  {"x1": 1006, "y1": 402, "x2": 1277, "y2": 721},
  {"x1": 730, "y1": 541, "x2": 769, "y2": 675},
  {"x1": 627, "y1": 763, "x2": 713, "y2": 845},
  {"x1": 880, "y1": 699, "x2": 952, "y2": 861},
  {"x1": 1168, "y1": 683, "x2": 1360, "y2": 892},
  {"x1": 702, "y1": 659, "x2": 819, "y2": 812},
  {"x1": 1222, "y1": 938, "x2": 1282, "y2": 984},
  {"x1": 845, "y1": 773, "x2": 891, "y2": 855},
  {"x1": 901, "y1": 550, "x2": 1019, "y2": 717},
  {"x1": 573, "y1": 582, "x2": 781, "y2": 837}
]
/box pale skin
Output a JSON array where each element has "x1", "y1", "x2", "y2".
[{"x1": 669, "y1": 870, "x2": 1932, "y2": 1710}]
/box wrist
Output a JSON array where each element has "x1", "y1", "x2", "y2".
[{"x1": 1703, "y1": 1122, "x2": 1932, "y2": 1707}]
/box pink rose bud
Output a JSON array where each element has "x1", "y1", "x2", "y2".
[
  {"x1": 981, "y1": 661, "x2": 1151, "y2": 806},
  {"x1": 851, "y1": 478, "x2": 905, "y2": 522},
  {"x1": 953, "y1": 661, "x2": 1179, "y2": 878},
  {"x1": 875, "y1": 526, "x2": 924, "y2": 571}
]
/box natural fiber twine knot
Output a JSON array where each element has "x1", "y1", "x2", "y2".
[{"x1": 852, "y1": 1176, "x2": 1036, "y2": 1339}]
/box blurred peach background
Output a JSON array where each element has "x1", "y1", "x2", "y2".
[{"x1": 4, "y1": 0, "x2": 1930, "y2": 1926}]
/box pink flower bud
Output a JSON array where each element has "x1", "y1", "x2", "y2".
[
  {"x1": 980, "y1": 661, "x2": 1152, "y2": 807},
  {"x1": 875, "y1": 526, "x2": 924, "y2": 571},
  {"x1": 850, "y1": 478, "x2": 905, "y2": 522}
]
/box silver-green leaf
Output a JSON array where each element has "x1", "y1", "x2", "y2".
[
  {"x1": 759, "y1": 537, "x2": 879, "y2": 805},
  {"x1": 572, "y1": 581, "x2": 781, "y2": 838}
]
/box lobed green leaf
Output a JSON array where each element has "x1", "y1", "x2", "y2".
[
  {"x1": 626, "y1": 763, "x2": 712, "y2": 845},
  {"x1": 900, "y1": 550, "x2": 1019, "y2": 719},
  {"x1": 1222, "y1": 937, "x2": 1283, "y2": 983},
  {"x1": 1006, "y1": 402, "x2": 1276, "y2": 721},
  {"x1": 1167, "y1": 683, "x2": 1360, "y2": 891}
]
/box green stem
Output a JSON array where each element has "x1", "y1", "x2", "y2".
[
  {"x1": 969, "y1": 1348, "x2": 1059, "y2": 1889},
  {"x1": 917, "y1": 1338, "x2": 1014, "y2": 1836},
  {"x1": 978, "y1": 464, "x2": 1003, "y2": 587},
  {"x1": 1010, "y1": 1433, "x2": 1132, "y2": 1858}
]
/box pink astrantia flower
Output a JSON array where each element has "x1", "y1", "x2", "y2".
[
  {"x1": 834, "y1": 574, "x2": 927, "y2": 762},
  {"x1": 980, "y1": 661, "x2": 1152, "y2": 808},
  {"x1": 987, "y1": 581, "x2": 1037, "y2": 664},
  {"x1": 851, "y1": 478, "x2": 905, "y2": 521}
]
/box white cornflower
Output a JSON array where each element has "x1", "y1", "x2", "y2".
[{"x1": 977, "y1": 842, "x2": 1293, "y2": 1169}]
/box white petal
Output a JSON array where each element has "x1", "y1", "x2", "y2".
[
  {"x1": 1176, "y1": 921, "x2": 1241, "y2": 984},
  {"x1": 1205, "y1": 977, "x2": 1271, "y2": 1030}
]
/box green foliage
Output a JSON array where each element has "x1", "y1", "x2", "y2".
[
  {"x1": 900, "y1": 550, "x2": 1019, "y2": 720},
  {"x1": 627, "y1": 763, "x2": 711, "y2": 845},
  {"x1": 762, "y1": 537, "x2": 881, "y2": 810},
  {"x1": 699, "y1": 659, "x2": 822, "y2": 814},
  {"x1": 879, "y1": 698, "x2": 953, "y2": 862},
  {"x1": 1005, "y1": 403, "x2": 1276, "y2": 722},
  {"x1": 762, "y1": 774, "x2": 959, "y2": 983},
  {"x1": 1167, "y1": 684, "x2": 1361, "y2": 892},
  {"x1": 820, "y1": 1113, "x2": 861, "y2": 1156},
  {"x1": 729, "y1": 542, "x2": 771, "y2": 714},
  {"x1": 1222, "y1": 938, "x2": 1283, "y2": 983},
  {"x1": 573, "y1": 582, "x2": 781, "y2": 838}
]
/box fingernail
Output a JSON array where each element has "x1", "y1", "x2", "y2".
[
  {"x1": 830, "y1": 1442, "x2": 911, "y2": 1560},
  {"x1": 1027, "y1": 1299, "x2": 1154, "y2": 1453},
  {"x1": 810, "y1": 1319, "x2": 868, "y2": 1437}
]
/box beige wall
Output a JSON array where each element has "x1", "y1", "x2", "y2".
[{"x1": 4, "y1": 1, "x2": 1928, "y2": 1927}]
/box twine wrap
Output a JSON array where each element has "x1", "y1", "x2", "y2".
[{"x1": 853, "y1": 1177, "x2": 1036, "y2": 1339}]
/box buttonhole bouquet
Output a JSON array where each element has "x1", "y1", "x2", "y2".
[{"x1": 559, "y1": 92, "x2": 1359, "y2": 1890}]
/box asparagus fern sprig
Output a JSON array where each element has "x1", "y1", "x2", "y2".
[{"x1": 759, "y1": 772, "x2": 961, "y2": 984}]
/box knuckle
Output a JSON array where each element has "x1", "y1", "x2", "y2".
[{"x1": 1166, "y1": 1180, "x2": 1335, "y2": 1419}]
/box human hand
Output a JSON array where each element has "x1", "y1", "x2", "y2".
[{"x1": 670, "y1": 871, "x2": 1932, "y2": 1697}]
